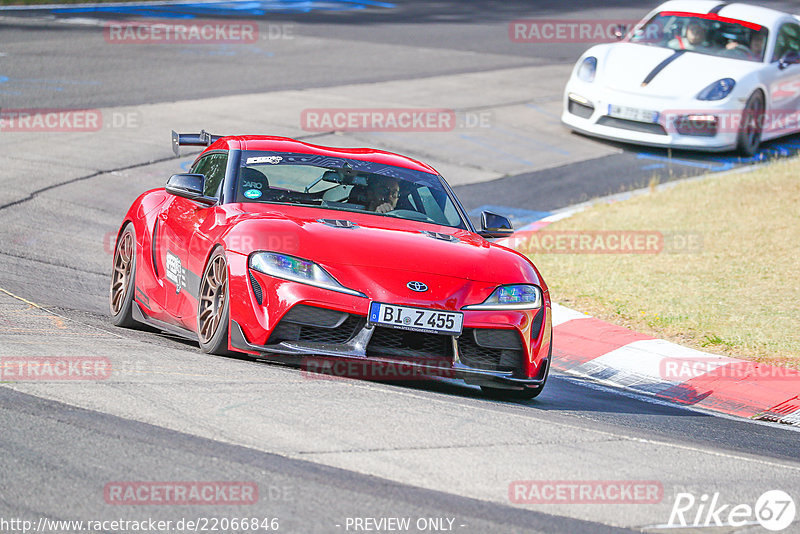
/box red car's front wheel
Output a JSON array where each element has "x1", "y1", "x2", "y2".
[
  {"x1": 110, "y1": 223, "x2": 137, "y2": 328},
  {"x1": 198, "y1": 248, "x2": 232, "y2": 355}
]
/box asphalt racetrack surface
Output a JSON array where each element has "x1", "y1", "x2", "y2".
[{"x1": 1, "y1": 1, "x2": 799, "y2": 532}]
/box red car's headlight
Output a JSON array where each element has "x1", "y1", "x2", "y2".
[
  {"x1": 249, "y1": 252, "x2": 366, "y2": 298},
  {"x1": 462, "y1": 284, "x2": 542, "y2": 311}
]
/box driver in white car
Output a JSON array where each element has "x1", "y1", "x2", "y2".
[{"x1": 726, "y1": 31, "x2": 767, "y2": 60}]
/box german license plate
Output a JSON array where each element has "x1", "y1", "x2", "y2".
[
  {"x1": 368, "y1": 302, "x2": 463, "y2": 335},
  {"x1": 608, "y1": 104, "x2": 659, "y2": 123}
]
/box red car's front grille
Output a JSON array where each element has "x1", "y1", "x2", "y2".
[
  {"x1": 264, "y1": 304, "x2": 537, "y2": 377},
  {"x1": 366, "y1": 327, "x2": 453, "y2": 363}
]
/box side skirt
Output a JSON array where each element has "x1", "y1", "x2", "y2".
[{"x1": 132, "y1": 301, "x2": 197, "y2": 342}]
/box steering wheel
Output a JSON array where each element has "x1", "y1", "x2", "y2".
[{"x1": 724, "y1": 44, "x2": 751, "y2": 58}]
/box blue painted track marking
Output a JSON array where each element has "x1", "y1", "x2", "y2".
[
  {"x1": 0, "y1": 76, "x2": 19, "y2": 95},
  {"x1": 0, "y1": 77, "x2": 101, "y2": 94},
  {"x1": 636, "y1": 152, "x2": 737, "y2": 172},
  {"x1": 492, "y1": 125, "x2": 571, "y2": 156},
  {"x1": 177, "y1": 45, "x2": 274, "y2": 57},
  {"x1": 469, "y1": 205, "x2": 552, "y2": 228},
  {"x1": 458, "y1": 134, "x2": 537, "y2": 167},
  {"x1": 636, "y1": 136, "x2": 800, "y2": 173},
  {"x1": 34, "y1": 1, "x2": 395, "y2": 18},
  {"x1": 524, "y1": 102, "x2": 562, "y2": 121}
]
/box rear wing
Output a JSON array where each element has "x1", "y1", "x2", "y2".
[{"x1": 171, "y1": 130, "x2": 224, "y2": 156}]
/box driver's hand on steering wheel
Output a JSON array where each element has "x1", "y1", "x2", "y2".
[
  {"x1": 374, "y1": 202, "x2": 394, "y2": 213},
  {"x1": 726, "y1": 41, "x2": 748, "y2": 52}
]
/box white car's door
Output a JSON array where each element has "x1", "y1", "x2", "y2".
[{"x1": 764, "y1": 21, "x2": 800, "y2": 137}]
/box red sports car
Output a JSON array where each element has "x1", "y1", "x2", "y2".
[{"x1": 110, "y1": 132, "x2": 552, "y2": 399}]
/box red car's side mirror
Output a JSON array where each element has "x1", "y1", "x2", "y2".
[{"x1": 166, "y1": 173, "x2": 217, "y2": 206}]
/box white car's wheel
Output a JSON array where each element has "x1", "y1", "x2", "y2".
[{"x1": 737, "y1": 91, "x2": 764, "y2": 157}]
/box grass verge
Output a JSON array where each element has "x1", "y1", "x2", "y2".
[{"x1": 521, "y1": 157, "x2": 800, "y2": 368}]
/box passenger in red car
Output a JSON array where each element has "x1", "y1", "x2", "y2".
[{"x1": 365, "y1": 177, "x2": 400, "y2": 213}]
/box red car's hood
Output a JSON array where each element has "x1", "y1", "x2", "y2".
[{"x1": 222, "y1": 204, "x2": 542, "y2": 286}]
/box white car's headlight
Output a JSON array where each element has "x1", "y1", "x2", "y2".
[
  {"x1": 697, "y1": 78, "x2": 736, "y2": 101},
  {"x1": 577, "y1": 57, "x2": 597, "y2": 82},
  {"x1": 249, "y1": 252, "x2": 366, "y2": 297},
  {"x1": 463, "y1": 284, "x2": 542, "y2": 311}
]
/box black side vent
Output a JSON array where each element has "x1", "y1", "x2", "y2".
[
  {"x1": 268, "y1": 307, "x2": 363, "y2": 345},
  {"x1": 249, "y1": 271, "x2": 263, "y2": 305},
  {"x1": 318, "y1": 219, "x2": 357, "y2": 229},
  {"x1": 420, "y1": 231, "x2": 459, "y2": 243},
  {"x1": 596, "y1": 116, "x2": 668, "y2": 136},
  {"x1": 568, "y1": 98, "x2": 594, "y2": 119},
  {"x1": 458, "y1": 330, "x2": 521, "y2": 372},
  {"x1": 281, "y1": 304, "x2": 348, "y2": 328},
  {"x1": 473, "y1": 328, "x2": 524, "y2": 351}
]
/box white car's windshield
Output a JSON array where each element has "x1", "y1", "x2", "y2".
[
  {"x1": 629, "y1": 11, "x2": 768, "y2": 62},
  {"x1": 235, "y1": 151, "x2": 467, "y2": 229}
]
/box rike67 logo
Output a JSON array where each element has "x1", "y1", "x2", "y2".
[{"x1": 669, "y1": 490, "x2": 796, "y2": 531}]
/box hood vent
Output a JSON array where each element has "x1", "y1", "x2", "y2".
[
  {"x1": 318, "y1": 219, "x2": 357, "y2": 229},
  {"x1": 420, "y1": 230, "x2": 459, "y2": 243}
]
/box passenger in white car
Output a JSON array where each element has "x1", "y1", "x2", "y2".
[{"x1": 669, "y1": 22, "x2": 710, "y2": 51}]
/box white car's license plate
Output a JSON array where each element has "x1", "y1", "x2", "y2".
[
  {"x1": 608, "y1": 104, "x2": 659, "y2": 123},
  {"x1": 368, "y1": 302, "x2": 463, "y2": 335}
]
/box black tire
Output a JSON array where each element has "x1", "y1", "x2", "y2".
[
  {"x1": 736, "y1": 91, "x2": 765, "y2": 157},
  {"x1": 481, "y1": 349, "x2": 550, "y2": 401},
  {"x1": 197, "y1": 248, "x2": 232, "y2": 355},
  {"x1": 109, "y1": 223, "x2": 138, "y2": 328}
]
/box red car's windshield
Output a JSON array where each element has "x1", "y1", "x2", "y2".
[
  {"x1": 235, "y1": 151, "x2": 468, "y2": 229},
  {"x1": 629, "y1": 11, "x2": 768, "y2": 62}
]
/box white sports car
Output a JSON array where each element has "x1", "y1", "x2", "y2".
[{"x1": 562, "y1": 1, "x2": 800, "y2": 155}]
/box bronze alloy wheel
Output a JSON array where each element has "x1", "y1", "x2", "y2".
[
  {"x1": 110, "y1": 230, "x2": 134, "y2": 316},
  {"x1": 198, "y1": 253, "x2": 228, "y2": 345}
]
